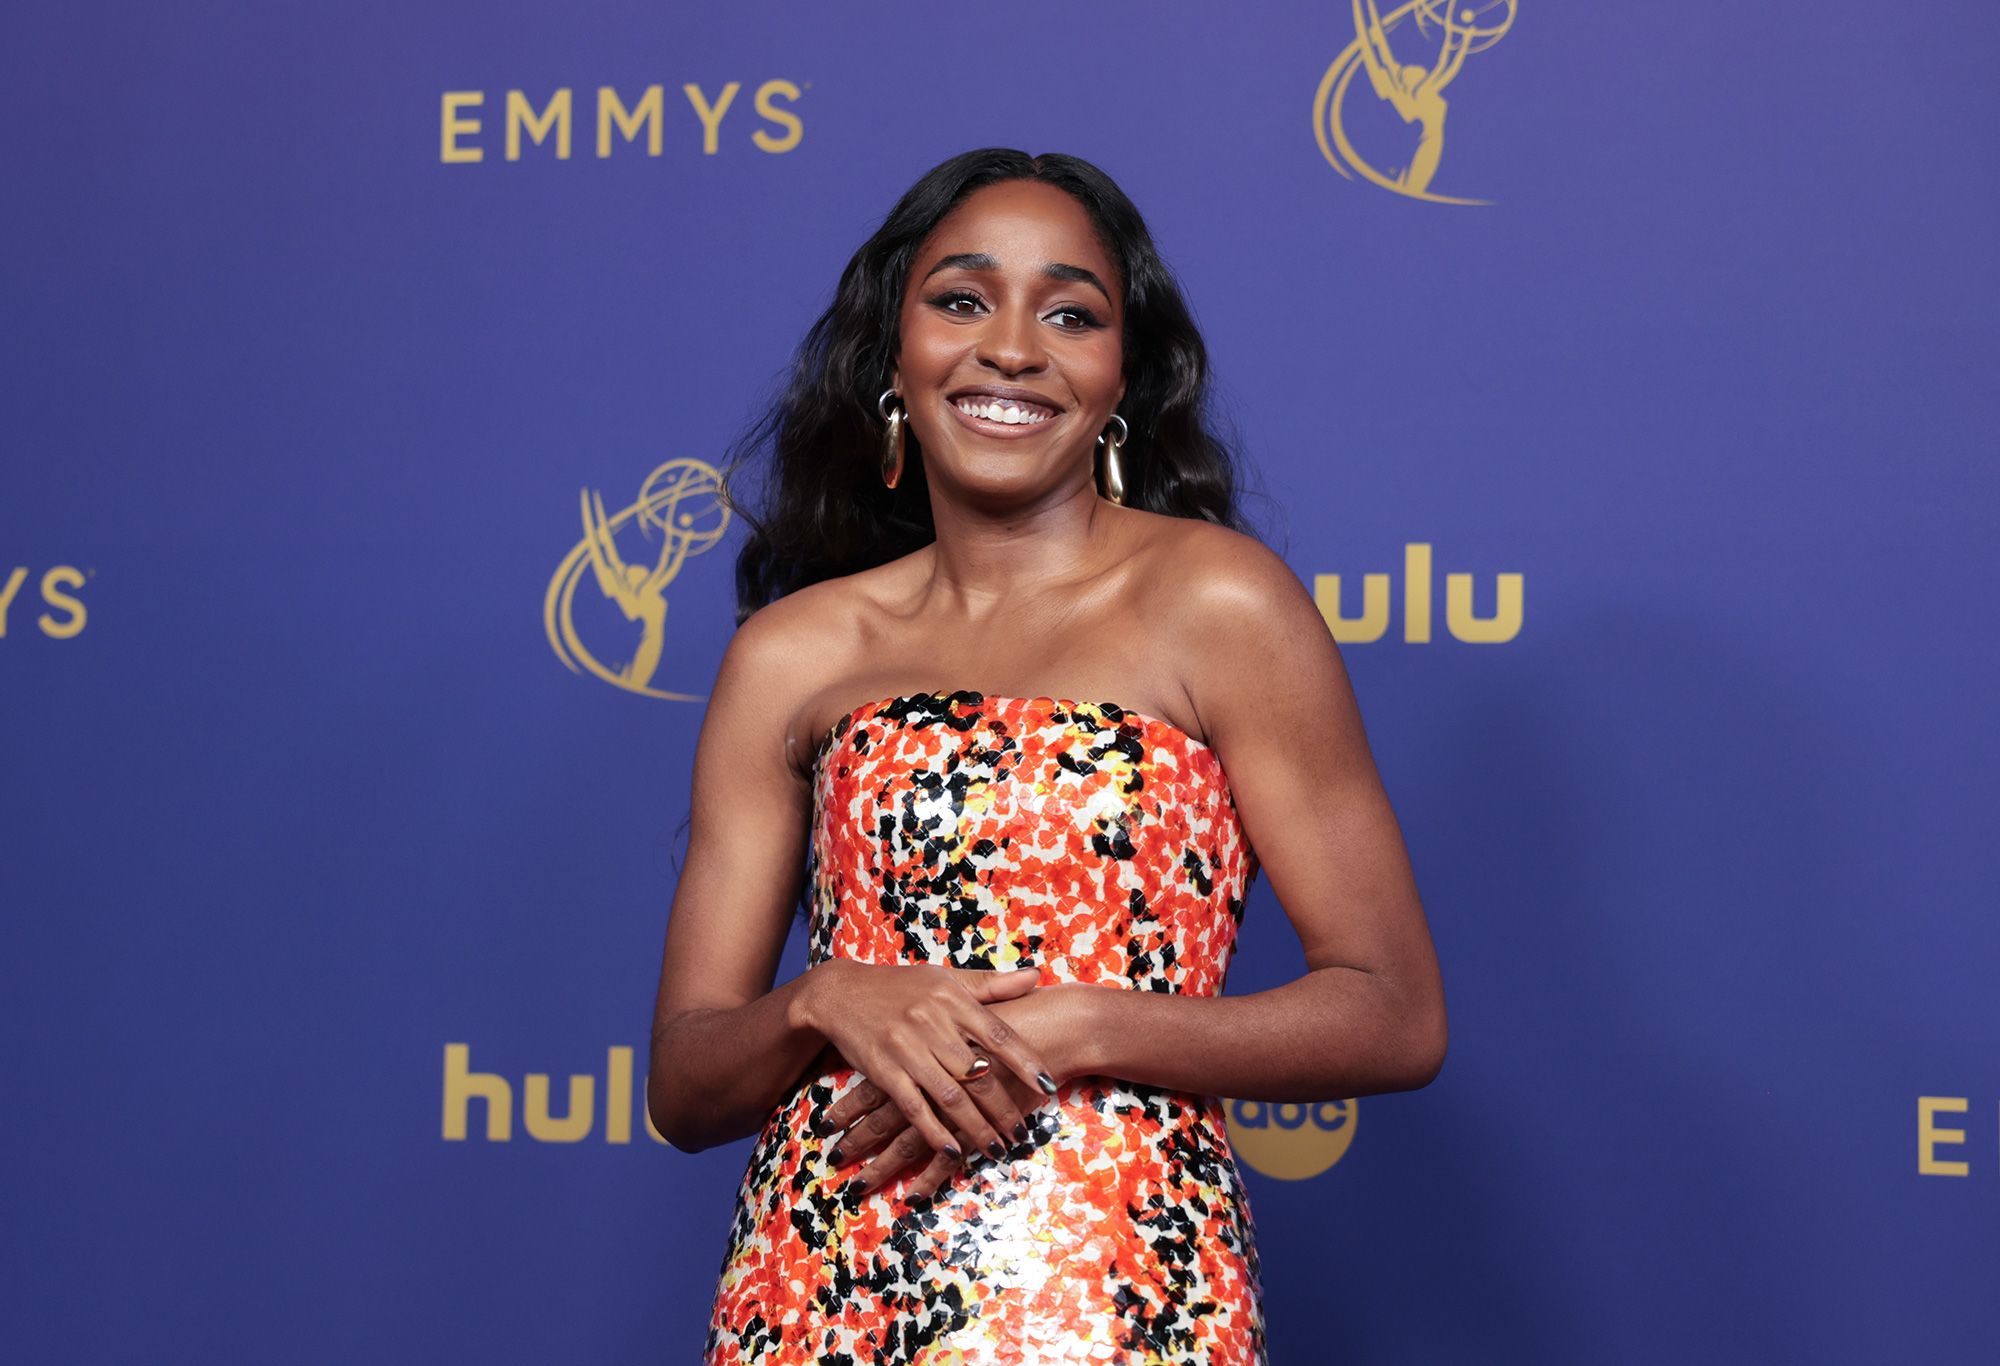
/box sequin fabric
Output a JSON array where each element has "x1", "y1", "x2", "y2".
[{"x1": 705, "y1": 691, "x2": 1267, "y2": 1365}]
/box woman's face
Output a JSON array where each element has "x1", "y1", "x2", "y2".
[{"x1": 891, "y1": 179, "x2": 1127, "y2": 503}]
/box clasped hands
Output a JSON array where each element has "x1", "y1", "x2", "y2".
[{"x1": 796, "y1": 959, "x2": 1087, "y2": 1206}]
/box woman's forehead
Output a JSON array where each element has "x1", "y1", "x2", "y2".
[{"x1": 916, "y1": 181, "x2": 1117, "y2": 281}]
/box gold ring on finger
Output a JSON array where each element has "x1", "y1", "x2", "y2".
[{"x1": 957, "y1": 1052, "x2": 993, "y2": 1083}]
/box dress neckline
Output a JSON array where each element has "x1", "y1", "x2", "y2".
[{"x1": 814, "y1": 690, "x2": 1215, "y2": 771}]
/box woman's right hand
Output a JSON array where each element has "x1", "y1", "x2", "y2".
[{"x1": 794, "y1": 958, "x2": 1055, "y2": 1168}]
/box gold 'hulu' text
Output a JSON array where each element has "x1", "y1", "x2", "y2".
[
  {"x1": 1314, "y1": 543, "x2": 1522, "y2": 643},
  {"x1": 442, "y1": 1043, "x2": 670, "y2": 1145}
]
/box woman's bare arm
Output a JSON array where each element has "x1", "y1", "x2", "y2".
[
  {"x1": 1073, "y1": 528, "x2": 1448, "y2": 1099},
  {"x1": 646, "y1": 597, "x2": 831, "y2": 1152}
]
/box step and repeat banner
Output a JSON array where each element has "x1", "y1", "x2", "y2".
[{"x1": 4, "y1": 2, "x2": 1994, "y2": 1361}]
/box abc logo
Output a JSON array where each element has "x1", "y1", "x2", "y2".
[{"x1": 1225, "y1": 1098, "x2": 1357, "y2": 1180}]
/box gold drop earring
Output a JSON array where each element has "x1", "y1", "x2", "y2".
[
  {"x1": 877, "y1": 388, "x2": 907, "y2": 489},
  {"x1": 1096, "y1": 414, "x2": 1129, "y2": 506}
]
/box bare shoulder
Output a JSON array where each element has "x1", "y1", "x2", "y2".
[
  {"x1": 1158, "y1": 519, "x2": 1305, "y2": 612},
  {"x1": 716, "y1": 558, "x2": 920, "y2": 777},
  {"x1": 1133, "y1": 516, "x2": 1350, "y2": 752},
  {"x1": 1138, "y1": 516, "x2": 1321, "y2": 655}
]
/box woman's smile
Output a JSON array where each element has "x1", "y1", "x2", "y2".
[
  {"x1": 944, "y1": 384, "x2": 1063, "y2": 438},
  {"x1": 892, "y1": 179, "x2": 1125, "y2": 488}
]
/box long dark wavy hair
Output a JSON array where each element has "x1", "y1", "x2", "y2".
[{"x1": 722, "y1": 148, "x2": 1257, "y2": 624}]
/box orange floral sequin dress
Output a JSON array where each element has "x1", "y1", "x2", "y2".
[{"x1": 705, "y1": 691, "x2": 1267, "y2": 1364}]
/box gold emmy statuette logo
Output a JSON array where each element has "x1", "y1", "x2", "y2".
[
  {"x1": 1225, "y1": 1098, "x2": 1358, "y2": 1180},
  {"x1": 1314, "y1": 0, "x2": 1518, "y2": 205},
  {"x1": 544, "y1": 458, "x2": 729, "y2": 700}
]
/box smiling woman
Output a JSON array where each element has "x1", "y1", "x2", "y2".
[
  {"x1": 890, "y1": 187, "x2": 1128, "y2": 501},
  {"x1": 719, "y1": 150, "x2": 1250, "y2": 617},
  {"x1": 649, "y1": 149, "x2": 1446, "y2": 1365}
]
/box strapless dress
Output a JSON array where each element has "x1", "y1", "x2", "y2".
[{"x1": 705, "y1": 690, "x2": 1266, "y2": 1365}]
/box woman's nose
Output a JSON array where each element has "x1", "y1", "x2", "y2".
[{"x1": 976, "y1": 305, "x2": 1047, "y2": 376}]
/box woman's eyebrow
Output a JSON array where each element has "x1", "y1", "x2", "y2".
[
  {"x1": 1041, "y1": 261, "x2": 1111, "y2": 304},
  {"x1": 921, "y1": 253, "x2": 1113, "y2": 305},
  {"x1": 922, "y1": 252, "x2": 999, "y2": 280}
]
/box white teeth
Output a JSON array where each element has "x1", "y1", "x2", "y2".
[{"x1": 955, "y1": 397, "x2": 1051, "y2": 425}]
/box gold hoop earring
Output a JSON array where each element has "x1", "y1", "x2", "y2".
[
  {"x1": 1096, "y1": 414, "x2": 1129, "y2": 506},
  {"x1": 877, "y1": 388, "x2": 907, "y2": 489}
]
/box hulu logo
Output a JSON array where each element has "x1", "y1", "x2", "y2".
[
  {"x1": 442, "y1": 1043, "x2": 669, "y2": 1145},
  {"x1": 1313, "y1": 543, "x2": 1522, "y2": 643}
]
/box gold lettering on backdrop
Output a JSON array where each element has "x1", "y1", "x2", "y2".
[
  {"x1": 441, "y1": 81, "x2": 807, "y2": 161},
  {"x1": 440, "y1": 91, "x2": 484, "y2": 163},
  {"x1": 442, "y1": 1043, "x2": 513, "y2": 1141},
  {"x1": 544, "y1": 459, "x2": 729, "y2": 701},
  {"x1": 1918, "y1": 1096, "x2": 1971, "y2": 1176},
  {"x1": 0, "y1": 565, "x2": 90, "y2": 640},
  {"x1": 506, "y1": 88, "x2": 573, "y2": 160},
  {"x1": 598, "y1": 84, "x2": 664, "y2": 157},
  {"x1": 1314, "y1": 569, "x2": 1390, "y2": 642},
  {"x1": 752, "y1": 79, "x2": 804, "y2": 153},
  {"x1": 1313, "y1": 543, "x2": 1522, "y2": 643},
  {"x1": 442, "y1": 1044, "x2": 669, "y2": 1145},
  {"x1": 1313, "y1": 0, "x2": 1518, "y2": 205},
  {"x1": 37, "y1": 567, "x2": 88, "y2": 638},
  {"x1": 1404, "y1": 542, "x2": 1432, "y2": 642},
  {"x1": 1446, "y1": 566, "x2": 1523, "y2": 642},
  {"x1": 0, "y1": 567, "x2": 26, "y2": 635},
  {"x1": 682, "y1": 82, "x2": 740, "y2": 155},
  {"x1": 523, "y1": 1073, "x2": 594, "y2": 1143},
  {"x1": 1225, "y1": 1098, "x2": 1358, "y2": 1179}
]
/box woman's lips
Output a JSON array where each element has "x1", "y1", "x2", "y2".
[{"x1": 943, "y1": 395, "x2": 1060, "y2": 439}]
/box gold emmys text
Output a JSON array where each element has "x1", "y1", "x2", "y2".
[
  {"x1": 440, "y1": 81, "x2": 804, "y2": 162},
  {"x1": 0, "y1": 566, "x2": 88, "y2": 639}
]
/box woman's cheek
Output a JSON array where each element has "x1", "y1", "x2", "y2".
[{"x1": 897, "y1": 324, "x2": 955, "y2": 386}]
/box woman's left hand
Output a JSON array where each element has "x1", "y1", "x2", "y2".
[{"x1": 818, "y1": 982, "x2": 1094, "y2": 1203}]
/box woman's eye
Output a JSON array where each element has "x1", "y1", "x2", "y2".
[
  {"x1": 934, "y1": 291, "x2": 983, "y2": 315},
  {"x1": 1047, "y1": 306, "x2": 1099, "y2": 330}
]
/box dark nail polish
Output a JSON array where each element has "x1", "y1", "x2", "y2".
[
  {"x1": 942, "y1": 1144, "x2": 962, "y2": 1162},
  {"x1": 986, "y1": 1139, "x2": 1006, "y2": 1160},
  {"x1": 1012, "y1": 1121, "x2": 1028, "y2": 1142},
  {"x1": 907, "y1": 1193, "x2": 932, "y2": 1213},
  {"x1": 828, "y1": 1146, "x2": 845, "y2": 1165},
  {"x1": 1037, "y1": 1072, "x2": 1058, "y2": 1096}
]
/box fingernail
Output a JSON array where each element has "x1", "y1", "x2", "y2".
[
  {"x1": 1037, "y1": 1072, "x2": 1058, "y2": 1096},
  {"x1": 942, "y1": 1144, "x2": 962, "y2": 1162},
  {"x1": 907, "y1": 1193, "x2": 932, "y2": 1212},
  {"x1": 1012, "y1": 1121, "x2": 1028, "y2": 1142},
  {"x1": 986, "y1": 1140, "x2": 1006, "y2": 1160},
  {"x1": 828, "y1": 1146, "x2": 845, "y2": 1165}
]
